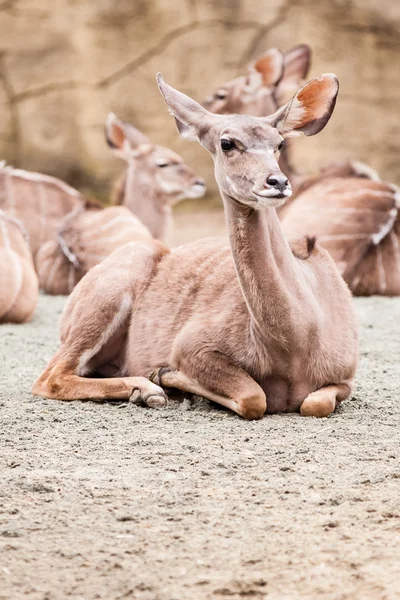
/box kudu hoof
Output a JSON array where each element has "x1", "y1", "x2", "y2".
[{"x1": 129, "y1": 387, "x2": 168, "y2": 409}]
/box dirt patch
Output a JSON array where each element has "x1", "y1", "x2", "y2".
[{"x1": 1, "y1": 225, "x2": 400, "y2": 599}]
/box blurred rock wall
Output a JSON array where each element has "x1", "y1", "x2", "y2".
[{"x1": 1, "y1": 0, "x2": 399, "y2": 199}]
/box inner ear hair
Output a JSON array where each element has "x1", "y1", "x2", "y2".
[
  {"x1": 273, "y1": 73, "x2": 339, "y2": 137},
  {"x1": 105, "y1": 114, "x2": 126, "y2": 150},
  {"x1": 253, "y1": 48, "x2": 284, "y2": 86}
]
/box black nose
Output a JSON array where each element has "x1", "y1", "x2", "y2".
[
  {"x1": 194, "y1": 178, "x2": 205, "y2": 187},
  {"x1": 266, "y1": 174, "x2": 289, "y2": 193}
]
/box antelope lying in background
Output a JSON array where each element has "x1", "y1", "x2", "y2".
[
  {"x1": 0, "y1": 211, "x2": 38, "y2": 323},
  {"x1": 205, "y1": 45, "x2": 400, "y2": 296},
  {"x1": 36, "y1": 205, "x2": 152, "y2": 295},
  {"x1": 35, "y1": 115, "x2": 206, "y2": 295},
  {"x1": 0, "y1": 164, "x2": 85, "y2": 260},
  {"x1": 106, "y1": 113, "x2": 206, "y2": 241},
  {"x1": 33, "y1": 73, "x2": 358, "y2": 420}
]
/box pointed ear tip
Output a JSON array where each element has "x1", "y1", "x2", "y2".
[
  {"x1": 156, "y1": 72, "x2": 164, "y2": 86},
  {"x1": 294, "y1": 43, "x2": 311, "y2": 54},
  {"x1": 322, "y1": 73, "x2": 339, "y2": 83},
  {"x1": 106, "y1": 112, "x2": 118, "y2": 124}
]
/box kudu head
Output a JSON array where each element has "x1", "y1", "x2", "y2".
[
  {"x1": 105, "y1": 113, "x2": 206, "y2": 205},
  {"x1": 203, "y1": 48, "x2": 284, "y2": 117},
  {"x1": 203, "y1": 45, "x2": 312, "y2": 117},
  {"x1": 157, "y1": 72, "x2": 338, "y2": 209}
]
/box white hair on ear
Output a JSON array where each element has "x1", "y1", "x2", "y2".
[{"x1": 276, "y1": 96, "x2": 307, "y2": 135}]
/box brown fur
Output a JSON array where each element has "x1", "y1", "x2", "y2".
[
  {"x1": 0, "y1": 211, "x2": 38, "y2": 323},
  {"x1": 33, "y1": 75, "x2": 358, "y2": 421}
]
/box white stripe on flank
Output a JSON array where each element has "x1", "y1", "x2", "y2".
[
  {"x1": 315, "y1": 185, "x2": 394, "y2": 199},
  {"x1": 81, "y1": 231, "x2": 132, "y2": 247},
  {"x1": 46, "y1": 254, "x2": 64, "y2": 292},
  {"x1": 295, "y1": 204, "x2": 387, "y2": 215},
  {"x1": 4, "y1": 166, "x2": 82, "y2": 198},
  {"x1": 318, "y1": 233, "x2": 370, "y2": 242},
  {"x1": 371, "y1": 208, "x2": 397, "y2": 245},
  {"x1": 95, "y1": 215, "x2": 138, "y2": 231},
  {"x1": 77, "y1": 294, "x2": 132, "y2": 376},
  {"x1": 351, "y1": 161, "x2": 381, "y2": 182}
]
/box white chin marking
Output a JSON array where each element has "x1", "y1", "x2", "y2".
[
  {"x1": 187, "y1": 184, "x2": 206, "y2": 199},
  {"x1": 253, "y1": 188, "x2": 292, "y2": 199}
]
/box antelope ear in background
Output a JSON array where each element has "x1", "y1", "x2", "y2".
[
  {"x1": 276, "y1": 44, "x2": 312, "y2": 103},
  {"x1": 105, "y1": 113, "x2": 151, "y2": 159},
  {"x1": 252, "y1": 48, "x2": 284, "y2": 87}
]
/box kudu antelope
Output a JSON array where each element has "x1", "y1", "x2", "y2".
[
  {"x1": 0, "y1": 164, "x2": 85, "y2": 260},
  {"x1": 33, "y1": 73, "x2": 358, "y2": 420},
  {"x1": 16, "y1": 114, "x2": 205, "y2": 294},
  {"x1": 106, "y1": 113, "x2": 206, "y2": 241},
  {"x1": 36, "y1": 205, "x2": 152, "y2": 295},
  {"x1": 205, "y1": 45, "x2": 400, "y2": 296},
  {"x1": 0, "y1": 210, "x2": 38, "y2": 323}
]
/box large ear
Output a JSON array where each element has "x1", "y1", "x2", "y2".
[
  {"x1": 157, "y1": 73, "x2": 214, "y2": 141},
  {"x1": 276, "y1": 45, "x2": 312, "y2": 103},
  {"x1": 284, "y1": 45, "x2": 311, "y2": 83},
  {"x1": 105, "y1": 113, "x2": 150, "y2": 158},
  {"x1": 268, "y1": 73, "x2": 339, "y2": 137},
  {"x1": 252, "y1": 48, "x2": 284, "y2": 87}
]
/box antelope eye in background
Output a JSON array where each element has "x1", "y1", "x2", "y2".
[{"x1": 278, "y1": 140, "x2": 285, "y2": 151}]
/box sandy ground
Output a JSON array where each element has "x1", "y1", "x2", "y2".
[{"x1": 1, "y1": 210, "x2": 400, "y2": 600}]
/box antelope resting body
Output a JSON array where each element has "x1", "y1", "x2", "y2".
[
  {"x1": 1, "y1": 116, "x2": 206, "y2": 296},
  {"x1": 0, "y1": 210, "x2": 38, "y2": 323},
  {"x1": 33, "y1": 73, "x2": 358, "y2": 420},
  {"x1": 205, "y1": 45, "x2": 400, "y2": 296}
]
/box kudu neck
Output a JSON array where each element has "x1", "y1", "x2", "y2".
[
  {"x1": 123, "y1": 160, "x2": 171, "y2": 241},
  {"x1": 220, "y1": 190, "x2": 300, "y2": 342}
]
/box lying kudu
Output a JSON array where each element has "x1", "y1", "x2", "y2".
[
  {"x1": 106, "y1": 113, "x2": 206, "y2": 241},
  {"x1": 0, "y1": 164, "x2": 85, "y2": 260},
  {"x1": 0, "y1": 210, "x2": 38, "y2": 323},
  {"x1": 33, "y1": 73, "x2": 358, "y2": 420},
  {"x1": 35, "y1": 116, "x2": 206, "y2": 295},
  {"x1": 36, "y1": 205, "x2": 152, "y2": 295},
  {"x1": 205, "y1": 45, "x2": 400, "y2": 296}
]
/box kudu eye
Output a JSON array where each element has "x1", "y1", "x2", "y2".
[
  {"x1": 215, "y1": 92, "x2": 227, "y2": 100},
  {"x1": 221, "y1": 139, "x2": 237, "y2": 152},
  {"x1": 278, "y1": 140, "x2": 285, "y2": 152},
  {"x1": 156, "y1": 161, "x2": 169, "y2": 168}
]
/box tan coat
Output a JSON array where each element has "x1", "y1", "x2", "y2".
[{"x1": 0, "y1": 211, "x2": 38, "y2": 323}]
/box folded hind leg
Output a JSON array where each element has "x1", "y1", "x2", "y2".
[
  {"x1": 151, "y1": 350, "x2": 266, "y2": 420},
  {"x1": 33, "y1": 240, "x2": 169, "y2": 406}
]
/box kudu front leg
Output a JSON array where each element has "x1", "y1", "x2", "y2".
[
  {"x1": 300, "y1": 383, "x2": 352, "y2": 417},
  {"x1": 33, "y1": 354, "x2": 167, "y2": 407},
  {"x1": 32, "y1": 240, "x2": 169, "y2": 407},
  {"x1": 151, "y1": 352, "x2": 266, "y2": 420}
]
